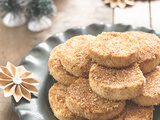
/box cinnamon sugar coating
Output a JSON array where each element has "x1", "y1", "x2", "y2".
[
  {"x1": 48, "y1": 44, "x2": 78, "y2": 86},
  {"x1": 89, "y1": 63, "x2": 145, "y2": 100},
  {"x1": 124, "y1": 31, "x2": 160, "y2": 73},
  {"x1": 89, "y1": 32, "x2": 139, "y2": 68},
  {"x1": 133, "y1": 66, "x2": 160, "y2": 106},
  {"x1": 48, "y1": 31, "x2": 160, "y2": 119},
  {"x1": 114, "y1": 101, "x2": 154, "y2": 120},
  {"x1": 60, "y1": 35, "x2": 95, "y2": 78},
  {"x1": 66, "y1": 78, "x2": 125, "y2": 120},
  {"x1": 48, "y1": 83, "x2": 85, "y2": 120}
]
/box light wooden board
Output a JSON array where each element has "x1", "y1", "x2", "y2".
[
  {"x1": 114, "y1": 1, "x2": 151, "y2": 28},
  {"x1": 150, "y1": 0, "x2": 160, "y2": 33},
  {"x1": 0, "y1": 22, "x2": 53, "y2": 66},
  {"x1": 53, "y1": 0, "x2": 113, "y2": 34}
]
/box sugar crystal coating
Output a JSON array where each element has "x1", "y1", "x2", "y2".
[
  {"x1": 48, "y1": 44, "x2": 78, "y2": 86},
  {"x1": 60, "y1": 35, "x2": 96, "y2": 78},
  {"x1": 114, "y1": 101, "x2": 154, "y2": 120},
  {"x1": 133, "y1": 66, "x2": 160, "y2": 106},
  {"x1": 89, "y1": 32, "x2": 139, "y2": 68},
  {"x1": 89, "y1": 63, "x2": 145, "y2": 100},
  {"x1": 49, "y1": 83, "x2": 85, "y2": 120},
  {"x1": 66, "y1": 78, "x2": 125, "y2": 120},
  {"x1": 48, "y1": 31, "x2": 160, "y2": 119},
  {"x1": 124, "y1": 31, "x2": 160, "y2": 73}
]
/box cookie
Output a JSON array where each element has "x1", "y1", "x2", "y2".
[
  {"x1": 48, "y1": 44, "x2": 78, "y2": 86},
  {"x1": 114, "y1": 101, "x2": 154, "y2": 120},
  {"x1": 124, "y1": 31, "x2": 160, "y2": 73},
  {"x1": 66, "y1": 78, "x2": 125, "y2": 120},
  {"x1": 89, "y1": 32, "x2": 139, "y2": 68},
  {"x1": 60, "y1": 35, "x2": 95, "y2": 78},
  {"x1": 89, "y1": 63, "x2": 145, "y2": 100},
  {"x1": 48, "y1": 83, "x2": 85, "y2": 120},
  {"x1": 133, "y1": 66, "x2": 160, "y2": 106}
]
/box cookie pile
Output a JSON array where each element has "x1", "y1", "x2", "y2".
[{"x1": 48, "y1": 31, "x2": 160, "y2": 120}]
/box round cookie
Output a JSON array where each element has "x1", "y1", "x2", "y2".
[
  {"x1": 114, "y1": 101, "x2": 154, "y2": 120},
  {"x1": 60, "y1": 35, "x2": 95, "y2": 78},
  {"x1": 89, "y1": 32, "x2": 139, "y2": 68},
  {"x1": 49, "y1": 83, "x2": 85, "y2": 120},
  {"x1": 89, "y1": 63, "x2": 145, "y2": 100},
  {"x1": 48, "y1": 44, "x2": 78, "y2": 86},
  {"x1": 133, "y1": 66, "x2": 160, "y2": 106},
  {"x1": 66, "y1": 78, "x2": 126, "y2": 120},
  {"x1": 124, "y1": 31, "x2": 160, "y2": 73}
]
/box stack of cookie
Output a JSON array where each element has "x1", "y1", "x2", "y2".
[{"x1": 48, "y1": 31, "x2": 160, "y2": 120}]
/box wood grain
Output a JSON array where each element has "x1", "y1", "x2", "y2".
[
  {"x1": 53, "y1": 0, "x2": 113, "y2": 33},
  {"x1": 150, "y1": 0, "x2": 160, "y2": 33},
  {"x1": 0, "y1": 21, "x2": 53, "y2": 66},
  {"x1": 114, "y1": 0, "x2": 151, "y2": 28},
  {"x1": 0, "y1": 90, "x2": 19, "y2": 120}
]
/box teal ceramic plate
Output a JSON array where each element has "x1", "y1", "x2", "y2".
[{"x1": 12, "y1": 23, "x2": 160, "y2": 120}]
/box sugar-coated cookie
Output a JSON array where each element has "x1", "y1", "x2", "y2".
[
  {"x1": 48, "y1": 44, "x2": 78, "y2": 86},
  {"x1": 60, "y1": 35, "x2": 96, "y2": 78},
  {"x1": 49, "y1": 83, "x2": 85, "y2": 120},
  {"x1": 89, "y1": 63, "x2": 145, "y2": 100},
  {"x1": 124, "y1": 31, "x2": 160, "y2": 73},
  {"x1": 133, "y1": 66, "x2": 160, "y2": 106},
  {"x1": 66, "y1": 78, "x2": 125, "y2": 120},
  {"x1": 89, "y1": 32, "x2": 139, "y2": 68},
  {"x1": 114, "y1": 101, "x2": 154, "y2": 120}
]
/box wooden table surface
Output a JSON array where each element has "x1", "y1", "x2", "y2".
[{"x1": 0, "y1": 0, "x2": 160, "y2": 120}]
